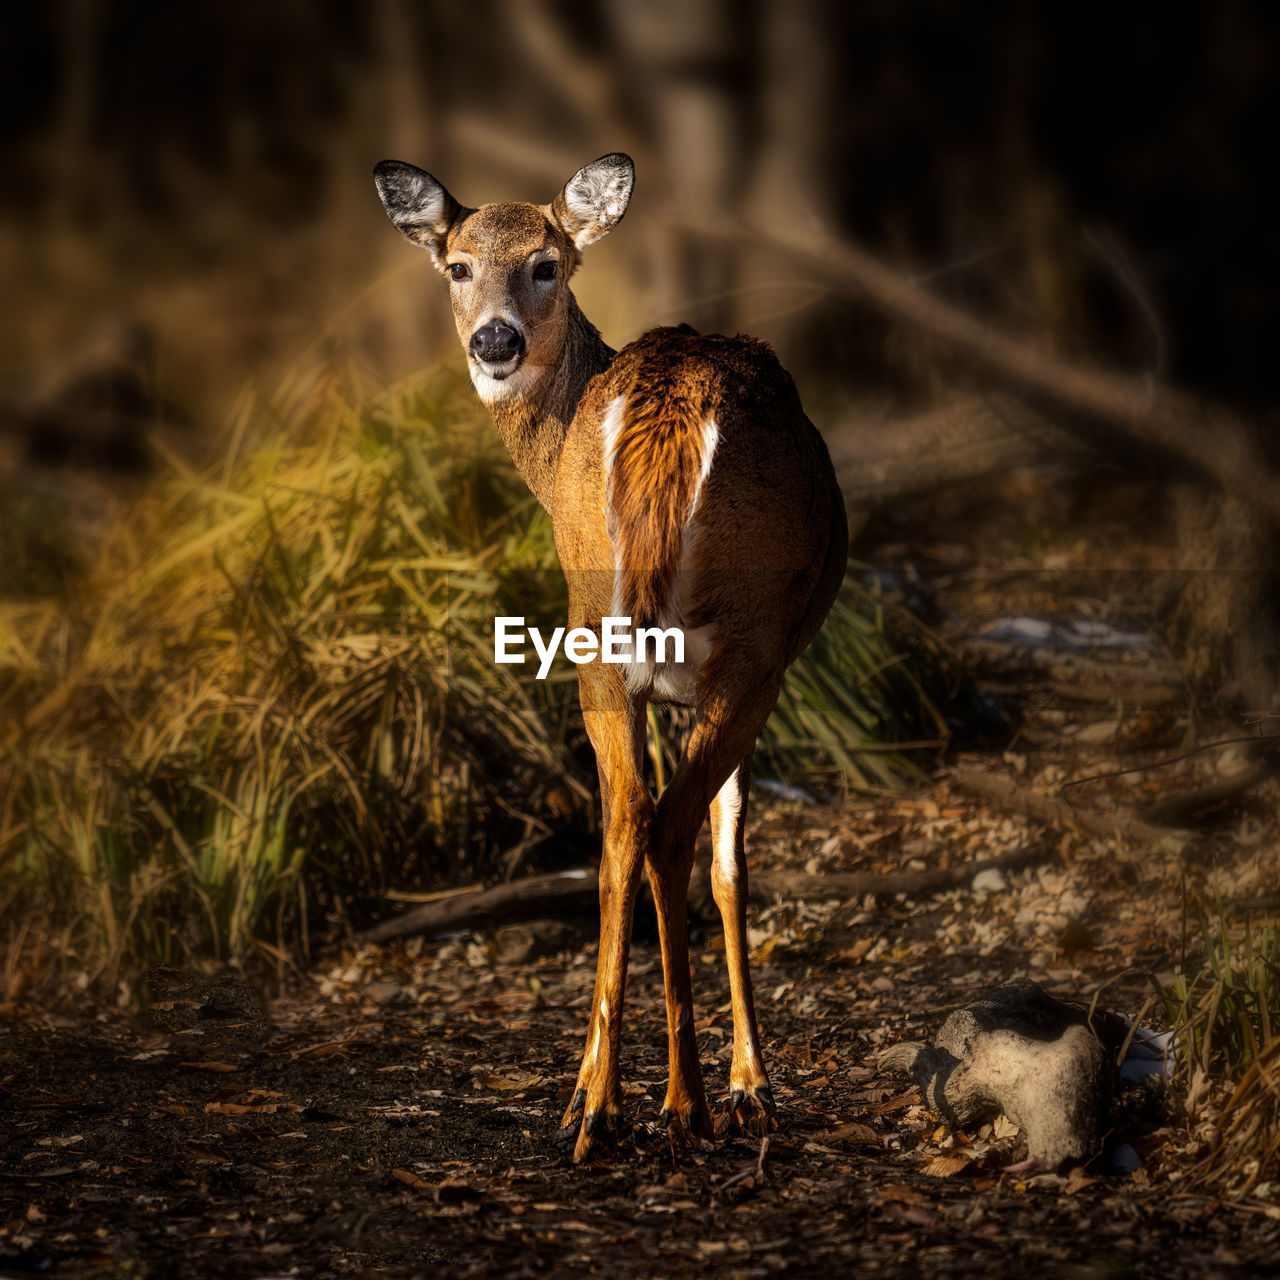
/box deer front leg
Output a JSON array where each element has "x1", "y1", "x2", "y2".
[
  {"x1": 560, "y1": 697, "x2": 651, "y2": 1161},
  {"x1": 710, "y1": 756, "x2": 775, "y2": 1134}
]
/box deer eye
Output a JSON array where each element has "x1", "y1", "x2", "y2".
[
  {"x1": 448, "y1": 263, "x2": 471, "y2": 282},
  {"x1": 532, "y1": 260, "x2": 558, "y2": 282}
]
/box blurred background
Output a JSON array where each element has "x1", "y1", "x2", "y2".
[
  {"x1": 1, "y1": 2, "x2": 1278, "y2": 983},
  {"x1": 2, "y1": 0, "x2": 1276, "y2": 462}
]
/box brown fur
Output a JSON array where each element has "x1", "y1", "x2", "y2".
[{"x1": 605, "y1": 327, "x2": 801, "y2": 629}]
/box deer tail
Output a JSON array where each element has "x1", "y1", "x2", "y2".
[{"x1": 601, "y1": 385, "x2": 718, "y2": 630}]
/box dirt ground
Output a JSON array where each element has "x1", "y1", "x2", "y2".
[{"x1": 4, "y1": 474, "x2": 1279, "y2": 1278}]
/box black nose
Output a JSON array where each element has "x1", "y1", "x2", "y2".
[{"x1": 469, "y1": 321, "x2": 525, "y2": 364}]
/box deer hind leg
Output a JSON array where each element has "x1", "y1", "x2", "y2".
[
  {"x1": 559, "y1": 693, "x2": 651, "y2": 1163},
  {"x1": 649, "y1": 673, "x2": 783, "y2": 1143},
  {"x1": 710, "y1": 752, "x2": 775, "y2": 1134}
]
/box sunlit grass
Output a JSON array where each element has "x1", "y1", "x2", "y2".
[{"x1": 0, "y1": 364, "x2": 942, "y2": 983}]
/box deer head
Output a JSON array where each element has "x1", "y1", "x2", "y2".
[{"x1": 374, "y1": 154, "x2": 634, "y2": 403}]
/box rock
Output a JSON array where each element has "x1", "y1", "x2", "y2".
[
  {"x1": 1067, "y1": 720, "x2": 1119, "y2": 744},
  {"x1": 881, "y1": 977, "x2": 1127, "y2": 1169},
  {"x1": 971, "y1": 867, "x2": 1009, "y2": 895}
]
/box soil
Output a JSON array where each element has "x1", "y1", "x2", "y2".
[{"x1": 3, "y1": 471, "x2": 1278, "y2": 1278}]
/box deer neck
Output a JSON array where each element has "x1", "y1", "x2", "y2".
[{"x1": 484, "y1": 295, "x2": 614, "y2": 510}]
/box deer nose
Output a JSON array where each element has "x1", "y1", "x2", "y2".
[{"x1": 469, "y1": 321, "x2": 525, "y2": 364}]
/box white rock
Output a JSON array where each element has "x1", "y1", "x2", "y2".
[{"x1": 972, "y1": 867, "x2": 1010, "y2": 895}]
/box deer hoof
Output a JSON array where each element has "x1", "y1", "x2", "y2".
[
  {"x1": 558, "y1": 1087, "x2": 587, "y2": 1133},
  {"x1": 726, "y1": 1084, "x2": 777, "y2": 1136},
  {"x1": 660, "y1": 1102, "x2": 715, "y2": 1146},
  {"x1": 571, "y1": 1108, "x2": 626, "y2": 1162}
]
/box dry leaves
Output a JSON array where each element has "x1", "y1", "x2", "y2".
[{"x1": 204, "y1": 1089, "x2": 300, "y2": 1116}]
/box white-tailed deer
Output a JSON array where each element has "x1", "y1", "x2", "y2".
[{"x1": 375, "y1": 153, "x2": 848, "y2": 1160}]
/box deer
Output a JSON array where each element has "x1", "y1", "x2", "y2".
[{"x1": 374, "y1": 153, "x2": 848, "y2": 1161}]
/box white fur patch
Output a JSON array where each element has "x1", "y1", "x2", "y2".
[
  {"x1": 712, "y1": 767, "x2": 743, "y2": 885},
  {"x1": 470, "y1": 359, "x2": 543, "y2": 405},
  {"x1": 586, "y1": 996, "x2": 609, "y2": 1067},
  {"x1": 692, "y1": 418, "x2": 719, "y2": 512},
  {"x1": 600, "y1": 395, "x2": 630, "y2": 621}
]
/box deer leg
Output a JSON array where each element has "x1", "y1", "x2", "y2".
[
  {"x1": 559, "y1": 693, "x2": 651, "y2": 1162},
  {"x1": 647, "y1": 791, "x2": 713, "y2": 1143},
  {"x1": 710, "y1": 752, "x2": 775, "y2": 1134},
  {"x1": 649, "y1": 675, "x2": 782, "y2": 1143}
]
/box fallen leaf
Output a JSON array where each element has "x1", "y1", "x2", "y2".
[
  {"x1": 991, "y1": 1114, "x2": 1020, "y2": 1140},
  {"x1": 392, "y1": 1168, "x2": 430, "y2": 1192},
  {"x1": 186, "y1": 1142, "x2": 230, "y2": 1163},
  {"x1": 823, "y1": 1122, "x2": 879, "y2": 1145},
  {"x1": 876, "y1": 1184, "x2": 932, "y2": 1207},
  {"x1": 205, "y1": 1099, "x2": 300, "y2": 1115},
  {"x1": 436, "y1": 1176, "x2": 481, "y2": 1202},
  {"x1": 836, "y1": 938, "x2": 874, "y2": 964},
  {"x1": 289, "y1": 1038, "x2": 366, "y2": 1060},
  {"x1": 867, "y1": 1090, "x2": 922, "y2": 1114},
  {"x1": 475, "y1": 1073, "x2": 543, "y2": 1092},
  {"x1": 922, "y1": 1151, "x2": 972, "y2": 1177}
]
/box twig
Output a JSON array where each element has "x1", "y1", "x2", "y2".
[
  {"x1": 718, "y1": 1135, "x2": 771, "y2": 1195},
  {"x1": 1059, "y1": 733, "x2": 1280, "y2": 800}
]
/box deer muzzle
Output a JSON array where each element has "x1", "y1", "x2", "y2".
[{"x1": 469, "y1": 321, "x2": 526, "y2": 374}]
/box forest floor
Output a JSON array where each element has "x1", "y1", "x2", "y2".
[{"x1": 3, "y1": 472, "x2": 1279, "y2": 1278}]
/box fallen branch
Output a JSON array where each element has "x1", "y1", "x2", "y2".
[
  {"x1": 358, "y1": 846, "x2": 1048, "y2": 947},
  {"x1": 951, "y1": 764, "x2": 1190, "y2": 848},
  {"x1": 671, "y1": 209, "x2": 1280, "y2": 523},
  {"x1": 824, "y1": 392, "x2": 1087, "y2": 527},
  {"x1": 1135, "y1": 761, "x2": 1272, "y2": 826},
  {"x1": 355, "y1": 870, "x2": 598, "y2": 946}
]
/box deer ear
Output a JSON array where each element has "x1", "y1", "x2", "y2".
[
  {"x1": 552, "y1": 153, "x2": 634, "y2": 250},
  {"x1": 374, "y1": 160, "x2": 462, "y2": 269}
]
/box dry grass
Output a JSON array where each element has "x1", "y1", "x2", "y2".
[
  {"x1": 1158, "y1": 906, "x2": 1280, "y2": 1198},
  {"x1": 0, "y1": 365, "x2": 941, "y2": 989}
]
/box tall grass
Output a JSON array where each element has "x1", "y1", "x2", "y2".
[
  {"x1": 0, "y1": 365, "x2": 941, "y2": 983},
  {"x1": 1157, "y1": 903, "x2": 1280, "y2": 1197}
]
